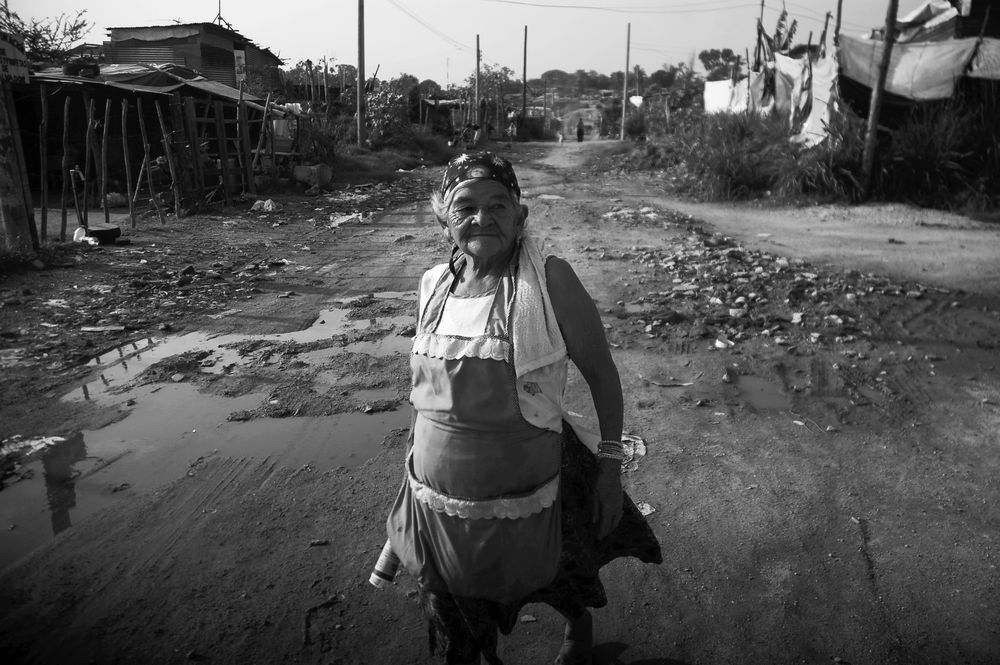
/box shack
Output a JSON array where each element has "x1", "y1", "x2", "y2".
[
  {"x1": 104, "y1": 22, "x2": 282, "y2": 91},
  {"x1": 11, "y1": 64, "x2": 289, "y2": 240}
]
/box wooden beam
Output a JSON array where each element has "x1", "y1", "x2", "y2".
[
  {"x1": 154, "y1": 99, "x2": 183, "y2": 218},
  {"x1": 121, "y1": 99, "x2": 136, "y2": 229}
]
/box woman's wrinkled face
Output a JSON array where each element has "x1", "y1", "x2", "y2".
[{"x1": 443, "y1": 180, "x2": 526, "y2": 262}]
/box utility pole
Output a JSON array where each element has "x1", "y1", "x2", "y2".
[
  {"x1": 620, "y1": 22, "x2": 630, "y2": 141},
  {"x1": 862, "y1": 0, "x2": 899, "y2": 199},
  {"x1": 475, "y1": 35, "x2": 480, "y2": 126},
  {"x1": 521, "y1": 26, "x2": 527, "y2": 124},
  {"x1": 356, "y1": 0, "x2": 366, "y2": 147}
]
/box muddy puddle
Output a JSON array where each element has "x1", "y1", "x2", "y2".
[
  {"x1": 0, "y1": 292, "x2": 415, "y2": 571},
  {"x1": 735, "y1": 375, "x2": 793, "y2": 411}
]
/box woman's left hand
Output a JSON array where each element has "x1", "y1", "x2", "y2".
[{"x1": 592, "y1": 459, "x2": 624, "y2": 538}]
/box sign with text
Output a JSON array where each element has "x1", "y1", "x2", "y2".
[
  {"x1": 234, "y1": 49, "x2": 246, "y2": 84},
  {"x1": 0, "y1": 32, "x2": 30, "y2": 84}
]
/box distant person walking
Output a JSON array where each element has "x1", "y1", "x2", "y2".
[
  {"x1": 576, "y1": 117, "x2": 585, "y2": 142},
  {"x1": 506, "y1": 120, "x2": 517, "y2": 148}
]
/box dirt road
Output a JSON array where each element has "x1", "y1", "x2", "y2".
[{"x1": 1, "y1": 141, "x2": 999, "y2": 665}]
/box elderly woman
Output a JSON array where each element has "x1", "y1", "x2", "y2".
[{"x1": 382, "y1": 152, "x2": 661, "y2": 665}]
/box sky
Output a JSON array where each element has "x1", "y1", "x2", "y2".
[{"x1": 14, "y1": 0, "x2": 929, "y2": 85}]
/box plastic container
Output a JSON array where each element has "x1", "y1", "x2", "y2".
[{"x1": 368, "y1": 539, "x2": 400, "y2": 589}]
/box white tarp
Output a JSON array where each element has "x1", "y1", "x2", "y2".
[
  {"x1": 774, "y1": 53, "x2": 810, "y2": 127},
  {"x1": 968, "y1": 37, "x2": 1000, "y2": 79},
  {"x1": 838, "y1": 33, "x2": 979, "y2": 100},
  {"x1": 729, "y1": 78, "x2": 749, "y2": 113},
  {"x1": 703, "y1": 79, "x2": 733, "y2": 114},
  {"x1": 896, "y1": 0, "x2": 958, "y2": 43},
  {"x1": 792, "y1": 55, "x2": 838, "y2": 148},
  {"x1": 748, "y1": 68, "x2": 772, "y2": 116},
  {"x1": 703, "y1": 78, "x2": 749, "y2": 114}
]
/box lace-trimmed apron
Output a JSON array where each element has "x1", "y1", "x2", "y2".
[{"x1": 387, "y1": 265, "x2": 564, "y2": 603}]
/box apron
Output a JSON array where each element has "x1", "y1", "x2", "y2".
[{"x1": 387, "y1": 266, "x2": 563, "y2": 602}]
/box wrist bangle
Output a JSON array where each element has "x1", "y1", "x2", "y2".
[{"x1": 597, "y1": 439, "x2": 626, "y2": 462}]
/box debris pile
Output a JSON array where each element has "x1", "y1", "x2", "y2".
[{"x1": 612, "y1": 214, "x2": 945, "y2": 352}]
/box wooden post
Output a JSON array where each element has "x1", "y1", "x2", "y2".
[
  {"x1": 154, "y1": 100, "x2": 182, "y2": 217},
  {"x1": 862, "y1": 0, "x2": 900, "y2": 200},
  {"x1": 132, "y1": 156, "x2": 146, "y2": 207},
  {"x1": 621, "y1": 23, "x2": 630, "y2": 141},
  {"x1": 238, "y1": 98, "x2": 255, "y2": 195},
  {"x1": 121, "y1": 99, "x2": 136, "y2": 229},
  {"x1": 135, "y1": 97, "x2": 166, "y2": 224},
  {"x1": 357, "y1": 0, "x2": 366, "y2": 147},
  {"x1": 475, "y1": 34, "x2": 480, "y2": 124},
  {"x1": 834, "y1": 0, "x2": 844, "y2": 46},
  {"x1": 183, "y1": 96, "x2": 205, "y2": 199},
  {"x1": 83, "y1": 93, "x2": 94, "y2": 227},
  {"x1": 100, "y1": 98, "x2": 111, "y2": 225},
  {"x1": 169, "y1": 92, "x2": 195, "y2": 208},
  {"x1": 214, "y1": 100, "x2": 233, "y2": 206},
  {"x1": 521, "y1": 26, "x2": 527, "y2": 124},
  {"x1": 60, "y1": 96, "x2": 71, "y2": 240},
  {"x1": 821, "y1": 11, "x2": 833, "y2": 55},
  {"x1": 0, "y1": 81, "x2": 35, "y2": 255},
  {"x1": 5, "y1": 83, "x2": 40, "y2": 251},
  {"x1": 234, "y1": 84, "x2": 246, "y2": 190},
  {"x1": 251, "y1": 93, "x2": 271, "y2": 172},
  {"x1": 38, "y1": 84, "x2": 48, "y2": 241}
]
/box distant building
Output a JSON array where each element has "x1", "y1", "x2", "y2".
[{"x1": 104, "y1": 22, "x2": 283, "y2": 91}]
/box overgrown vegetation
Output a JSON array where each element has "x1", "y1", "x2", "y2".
[{"x1": 623, "y1": 97, "x2": 1000, "y2": 214}]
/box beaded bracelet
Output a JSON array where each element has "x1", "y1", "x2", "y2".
[{"x1": 597, "y1": 439, "x2": 626, "y2": 462}]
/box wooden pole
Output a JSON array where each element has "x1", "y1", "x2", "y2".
[
  {"x1": 251, "y1": 93, "x2": 272, "y2": 172},
  {"x1": 521, "y1": 26, "x2": 527, "y2": 123},
  {"x1": 154, "y1": 100, "x2": 182, "y2": 217},
  {"x1": 834, "y1": 0, "x2": 845, "y2": 46},
  {"x1": 100, "y1": 98, "x2": 111, "y2": 225},
  {"x1": 60, "y1": 96, "x2": 70, "y2": 240},
  {"x1": 135, "y1": 97, "x2": 166, "y2": 224},
  {"x1": 496, "y1": 80, "x2": 502, "y2": 139},
  {"x1": 621, "y1": 23, "x2": 630, "y2": 141},
  {"x1": 183, "y1": 96, "x2": 205, "y2": 199},
  {"x1": 862, "y1": 0, "x2": 900, "y2": 200},
  {"x1": 169, "y1": 92, "x2": 195, "y2": 208},
  {"x1": 121, "y1": 99, "x2": 136, "y2": 229},
  {"x1": 821, "y1": 11, "x2": 832, "y2": 56},
  {"x1": 132, "y1": 155, "x2": 146, "y2": 207},
  {"x1": 357, "y1": 0, "x2": 366, "y2": 147},
  {"x1": 238, "y1": 98, "x2": 255, "y2": 195},
  {"x1": 38, "y1": 84, "x2": 48, "y2": 241},
  {"x1": 0, "y1": 80, "x2": 35, "y2": 255},
  {"x1": 475, "y1": 34, "x2": 480, "y2": 125},
  {"x1": 214, "y1": 100, "x2": 233, "y2": 206},
  {"x1": 234, "y1": 83, "x2": 246, "y2": 191},
  {"x1": 82, "y1": 93, "x2": 94, "y2": 228}
]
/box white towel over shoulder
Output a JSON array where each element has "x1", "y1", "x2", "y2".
[{"x1": 511, "y1": 236, "x2": 567, "y2": 378}]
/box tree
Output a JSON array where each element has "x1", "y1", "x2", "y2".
[
  {"x1": 648, "y1": 67, "x2": 680, "y2": 89},
  {"x1": 0, "y1": 9, "x2": 92, "y2": 67},
  {"x1": 419, "y1": 79, "x2": 443, "y2": 98},
  {"x1": 698, "y1": 48, "x2": 741, "y2": 81},
  {"x1": 540, "y1": 69, "x2": 572, "y2": 90}
]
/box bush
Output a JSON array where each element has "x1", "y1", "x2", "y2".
[
  {"x1": 621, "y1": 99, "x2": 998, "y2": 212},
  {"x1": 878, "y1": 99, "x2": 999, "y2": 211}
]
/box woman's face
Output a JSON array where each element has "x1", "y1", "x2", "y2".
[{"x1": 443, "y1": 180, "x2": 526, "y2": 262}]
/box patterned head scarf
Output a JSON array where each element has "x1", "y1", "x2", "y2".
[{"x1": 440, "y1": 152, "x2": 521, "y2": 201}]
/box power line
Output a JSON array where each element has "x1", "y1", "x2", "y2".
[
  {"x1": 387, "y1": 0, "x2": 472, "y2": 51},
  {"x1": 479, "y1": 0, "x2": 758, "y2": 14}
]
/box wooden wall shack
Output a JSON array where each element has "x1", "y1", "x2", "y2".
[{"x1": 11, "y1": 72, "x2": 279, "y2": 242}]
